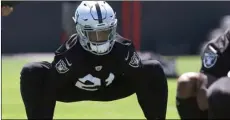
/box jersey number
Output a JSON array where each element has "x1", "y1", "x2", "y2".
[{"x1": 75, "y1": 73, "x2": 115, "y2": 91}]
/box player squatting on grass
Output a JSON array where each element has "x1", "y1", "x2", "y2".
[
  {"x1": 19, "y1": 1, "x2": 168, "y2": 119},
  {"x1": 4, "y1": 0, "x2": 230, "y2": 119}
]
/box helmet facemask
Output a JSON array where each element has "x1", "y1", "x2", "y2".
[{"x1": 76, "y1": 22, "x2": 117, "y2": 55}]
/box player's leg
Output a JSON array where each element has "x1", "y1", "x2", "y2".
[
  {"x1": 176, "y1": 72, "x2": 208, "y2": 119},
  {"x1": 20, "y1": 61, "x2": 54, "y2": 119},
  {"x1": 207, "y1": 77, "x2": 230, "y2": 119},
  {"x1": 134, "y1": 60, "x2": 168, "y2": 119}
]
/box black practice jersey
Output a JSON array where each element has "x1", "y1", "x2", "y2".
[
  {"x1": 51, "y1": 34, "x2": 142, "y2": 91},
  {"x1": 200, "y1": 30, "x2": 230, "y2": 78}
]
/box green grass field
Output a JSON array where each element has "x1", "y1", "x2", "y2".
[{"x1": 2, "y1": 56, "x2": 201, "y2": 119}]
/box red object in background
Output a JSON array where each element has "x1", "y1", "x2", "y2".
[
  {"x1": 61, "y1": 32, "x2": 67, "y2": 44},
  {"x1": 122, "y1": 1, "x2": 131, "y2": 40},
  {"x1": 122, "y1": 1, "x2": 141, "y2": 50},
  {"x1": 132, "y1": 1, "x2": 141, "y2": 50}
]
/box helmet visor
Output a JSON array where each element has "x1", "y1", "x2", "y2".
[{"x1": 83, "y1": 28, "x2": 114, "y2": 43}]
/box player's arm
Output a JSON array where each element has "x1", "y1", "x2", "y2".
[
  {"x1": 200, "y1": 29, "x2": 230, "y2": 86},
  {"x1": 176, "y1": 30, "x2": 230, "y2": 118},
  {"x1": 196, "y1": 29, "x2": 230, "y2": 111},
  {"x1": 177, "y1": 29, "x2": 230, "y2": 95},
  {"x1": 55, "y1": 33, "x2": 78, "y2": 55},
  {"x1": 38, "y1": 34, "x2": 79, "y2": 119},
  {"x1": 52, "y1": 33, "x2": 78, "y2": 76},
  {"x1": 123, "y1": 41, "x2": 168, "y2": 119}
]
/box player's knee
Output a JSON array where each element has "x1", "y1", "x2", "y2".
[
  {"x1": 142, "y1": 60, "x2": 168, "y2": 92},
  {"x1": 208, "y1": 77, "x2": 230, "y2": 104},
  {"x1": 143, "y1": 60, "x2": 167, "y2": 82},
  {"x1": 177, "y1": 72, "x2": 201, "y2": 98},
  {"x1": 142, "y1": 60, "x2": 164, "y2": 75},
  {"x1": 207, "y1": 77, "x2": 230, "y2": 118},
  {"x1": 21, "y1": 62, "x2": 43, "y2": 77},
  {"x1": 20, "y1": 61, "x2": 51, "y2": 82}
]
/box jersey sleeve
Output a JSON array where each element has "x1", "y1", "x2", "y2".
[
  {"x1": 125, "y1": 43, "x2": 142, "y2": 69},
  {"x1": 52, "y1": 34, "x2": 78, "y2": 75},
  {"x1": 200, "y1": 30, "x2": 230, "y2": 78},
  {"x1": 114, "y1": 34, "x2": 142, "y2": 71},
  {"x1": 55, "y1": 33, "x2": 78, "y2": 56},
  {"x1": 121, "y1": 41, "x2": 143, "y2": 78}
]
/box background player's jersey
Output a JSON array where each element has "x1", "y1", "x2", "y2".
[
  {"x1": 200, "y1": 29, "x2": 230, "y2": 78},
  {"x1": 51, "y1": 33, "x2": 142, "y2": 91}
]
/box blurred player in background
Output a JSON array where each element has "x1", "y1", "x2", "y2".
[
  {"x1": 176, "y1": 15, "x2": 230, "y2": 119},
  {"x1": 20, "y1": 1, "x2": 168, "y2": 119}
]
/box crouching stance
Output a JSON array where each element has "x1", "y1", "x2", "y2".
[{"x1": 20, "y1": 1, "x2": 168, "y2": 119}]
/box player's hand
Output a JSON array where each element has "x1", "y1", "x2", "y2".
[{"x1": 1, "y1": 6, "x2": 13, "y2": 16}]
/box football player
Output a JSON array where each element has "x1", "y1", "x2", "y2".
[
  {"x1": 176, "y1": 28, "x2": 230, "y2": 119},
  {"x1": 20, "y1": 1, "x2": 168, "y2": 119}
]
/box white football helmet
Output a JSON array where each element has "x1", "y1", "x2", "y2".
[{"x1": 73, "y1": 1, "x2": 117, "y2": 55}]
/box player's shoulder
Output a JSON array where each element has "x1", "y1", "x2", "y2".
[
  {"x1": 114, "y1": 34, "x2": 132, "y2": 46},
  {"x1": 203, "y1": 29, "x2": 230, "y2": 54},
  {"x1": 201, "y1": 29, "x2": 230, "y2": 62},
  {"x1": 113, "y1": 34, "x2": 136, "y2": 57},
  {"x1": 200, "y1": 29, "x2": 230, "y2": 74},
  {"x1": 55, "y1": 33, "x2": 79, "y2": 56}
]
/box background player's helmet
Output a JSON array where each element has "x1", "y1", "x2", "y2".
[{"x1": 73, "y1": 1, "x2": 117, "y2": 55}]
